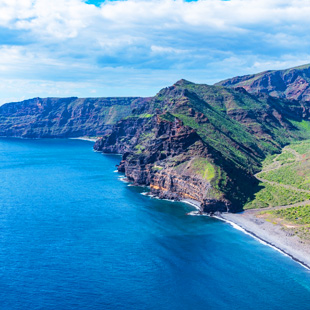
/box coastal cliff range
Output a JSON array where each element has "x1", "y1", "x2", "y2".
[
  {"x1": 2, "y1": 65, "x2": 310, "y2": 211},
  {"x1": 94, "y1": 79, "x2": 310, "y2": 212},
  {"x1": 0, "y1": 96, "x2": 143, "y2": 138}
]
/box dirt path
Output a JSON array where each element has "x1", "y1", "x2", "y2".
[
  {"x1": 255, "y1": 175, "x2": 310, "y2": 194},
  {"x1": 247, "y1": 199, "x2": 310, "y2": 213},
  {"x1": 253, "y1": 146, "x2": 310, "y2": 194}
]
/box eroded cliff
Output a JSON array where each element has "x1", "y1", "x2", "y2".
[
  {"x1": 94, "y1": 80, "x2": 310, "y2": 212},
  {"x1": 95, "y1": 114, "x2": 238, "y2": 212}
]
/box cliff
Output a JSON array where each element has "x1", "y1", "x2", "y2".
[
  {"x1": 95, "y1": 114, "x2": 236, "y2": 212},
  {"x1": 215, "y1": 63, "x2": 310, "y2": 101},
  {"x1": 0, "y1": 96, "x2": 143, "y2": 138},
  {"x1": 94, "y1": 80, "x2": 310, "y2": 212}
]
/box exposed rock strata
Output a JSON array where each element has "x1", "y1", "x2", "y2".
[{"x1": 95, "y1": 115, "x2": 234, "y2": 212}]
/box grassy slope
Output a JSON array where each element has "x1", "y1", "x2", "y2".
[
  {"x1": 245, "y1": 139, "x2": 310, "y2": 209},
  {"x1": 154, "y1": 81, "x2": 303, "y2": 170},
  {"x1": 241, "y1": 131, "x2": 310, "y2": 240},
  {"x1": 246, "y1": 136, "x2": 310, "y2": 238}
]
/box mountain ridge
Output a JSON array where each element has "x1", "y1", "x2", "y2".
[
  {"x1": 94, "y1": 80, "x2": 310, "y2": 211},
  {"x1": 215, "y1": 63, "x2": 310, "y2": 101}
]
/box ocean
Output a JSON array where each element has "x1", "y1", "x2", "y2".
[{"x1": 0, "y1": 138, "x2": 309, "y2": 310}]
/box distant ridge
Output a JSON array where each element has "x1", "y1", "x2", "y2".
[
  {"x1": 215, "y1": 63, "x2": 310, "y2": 101},
  {"x1": 0, "y1": 96, "x2": 142, "y2": 138}
]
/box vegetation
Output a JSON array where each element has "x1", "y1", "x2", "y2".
[
  {"x1": 134, "y1": 144, "x2": 145, "y2": 154},
  {"x1": 245, "y1": 183, "x2": 310, "y2": 209},
  {"x1": 152, "y1": 165, "x2": 163, "y2": 171},
  {"x1": 289, "y1": 139, "x2": 310, "y2": 154},
  {"x1": 159, "y1": 112, "x2": 176, "y2": 122},
  {"x1": 92, "y1": 79, "x2": 310, "y2": 210},
  {"x1": 149, "y1": 82, "x2": 310, "y2": 209},
  {"x1": 269, "y1": 205, "x2": 310, "y2": 225},
  {"x1": 124, "y1": 113, "x2": 154, "y2": 119},
  {"x1": 247, "y1": 140, "x2": 310, "y2": 210},
  {"x1": 274, "y1": 151, "x2": 295, "y2": 164},
  {"x1": 261, "y1": 205, "x2": 310, "y2": 240},
  {"x1": 192, "y1": 158, "x2": 215, "y2": 181},
  {"x1": 259, "y1": 162, "x2": 310, "y2": 190}
]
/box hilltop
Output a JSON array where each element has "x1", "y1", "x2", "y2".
[{"x1": 216, "y1": 63, "x2": 310, "y2": 101}]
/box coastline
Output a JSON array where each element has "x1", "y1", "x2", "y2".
[
  {"x1": 218, "y1": 210, "x2": 310, "y2": 270},
  {"x1": 181, "y1": 198, "x2": 202, "y2": 211},
  {"x1": 114, "y1": 164, "x2": 310, "y2": 270},
  {"x1": 179, "y1": 197, "x2": 310, "y2": 270}
]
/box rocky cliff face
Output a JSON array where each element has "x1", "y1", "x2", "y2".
[
  {"x1": 95, "y1": 80, "x2": 310, "y2": 212},
  {"x1": 94, "y1": 114, "x2": 240, "y2": 212},
  {"x1": 215, "y1": 64, "x2": 310, "y2": 101},
  {"x1": 0, "y1": 96, "x2": 143, "y2": 138}
]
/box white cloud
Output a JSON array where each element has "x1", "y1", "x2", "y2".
[{"x1": 0, "y1": 0, "x2": 310, "y2": 102}]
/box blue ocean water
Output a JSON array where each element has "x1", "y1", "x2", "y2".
[{"x1": 0, "y1": 138, "x2": 310, "y2": 310}]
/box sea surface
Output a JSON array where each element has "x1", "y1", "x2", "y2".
[{"x1": 0, "y1": 138, "x2": 310, "y2": 310}]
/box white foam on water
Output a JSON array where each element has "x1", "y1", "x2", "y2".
[
  {"x1": 187, "y1": 211, "x2": 208, "y2": 216},
  {"x1": 118, "y1": 177, "x2": 129, "y2": 183},
  {"x1": 117, "y1": 174, "x2": 310, "y2": 271},
  {"x1": 181, "y1": 199, "x2": 201, "y2": 211},
  {"x1": 141, "y1": 193, "x2": 178, "y2": 202}
]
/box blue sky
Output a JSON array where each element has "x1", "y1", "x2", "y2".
[{"x1": 0, "y1": 0, "x2": 310, "y2": 104}]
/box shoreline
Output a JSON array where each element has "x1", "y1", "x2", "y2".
[
  {"x1": 179, "y1": 197, "x2": 310, "y2": 270},
  {"x1": 218, "y1": 211, "x2": 310, "y2": 270},
  {"x1": 114, "y1": 165, "x2": 310, "y2": 271},
  {"x1": 181, "y1": 199, "x2": 202, "y2": 211},
  {"x1": 4, "y1": 136, "x2": 310, "y2": 270}
]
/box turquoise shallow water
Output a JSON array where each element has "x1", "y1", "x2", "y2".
[{"x1": 0, "y1": 138, "x2": 310, "y2": 310}]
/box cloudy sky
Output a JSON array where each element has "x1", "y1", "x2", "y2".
[{"x1": 0, "y1": 0, "x2": 310, "y2": 104}]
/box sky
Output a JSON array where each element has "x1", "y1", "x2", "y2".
[{"x1": 0, "y1": 0, "x2": 310, "y2": 104}]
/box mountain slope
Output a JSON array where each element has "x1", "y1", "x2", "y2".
[
  {"x1": 0, "y1": 96, "x2": 143, "y2": 138},
  {"x1": 94, "y1": 80, "x2": 310, "y2": 212},
  {"x1": 215, "y1": 63, "x2": 310, "y2": 101}
]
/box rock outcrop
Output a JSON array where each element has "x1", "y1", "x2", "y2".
[{"x1": 95, "y1": 114, "x2": 235, "y2": 212}]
